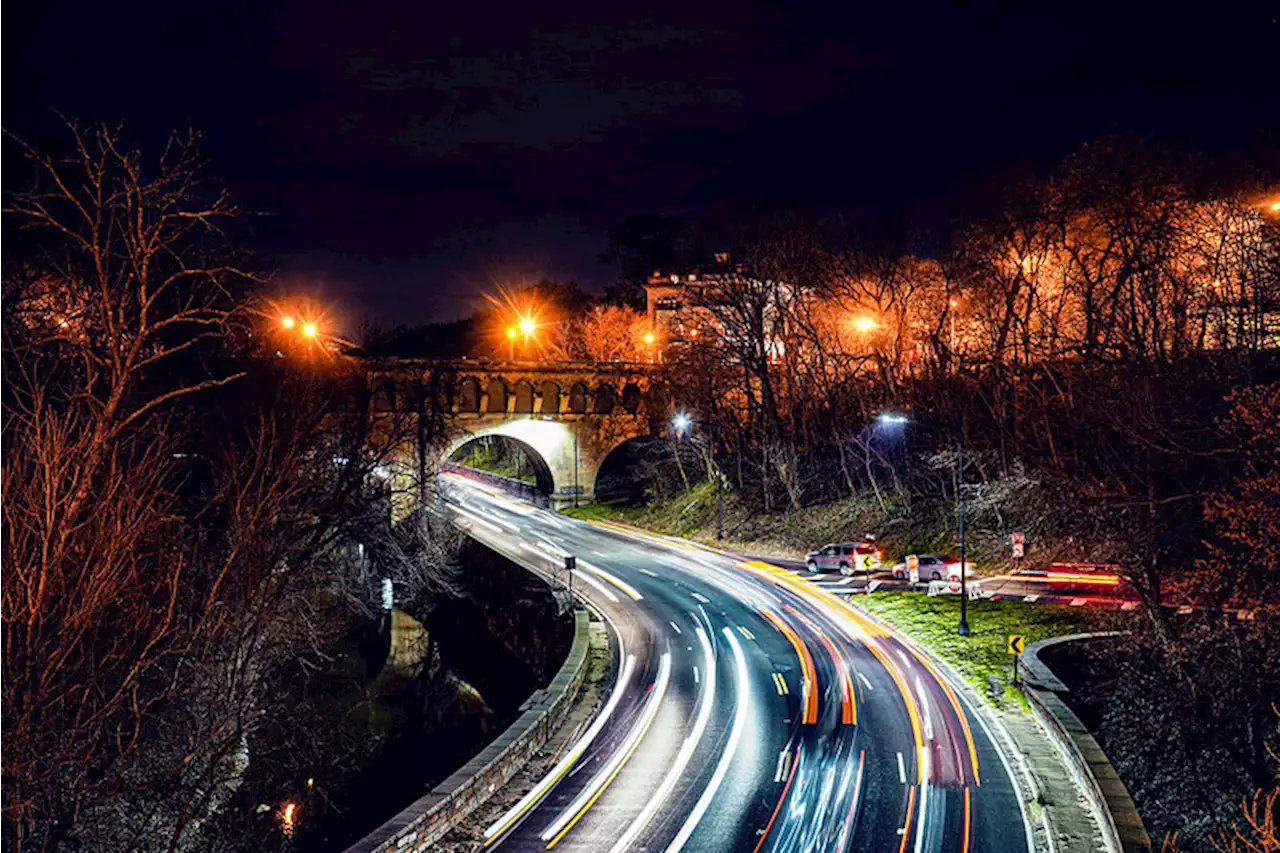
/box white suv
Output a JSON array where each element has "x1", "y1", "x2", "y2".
[{"x1": 805, "y1": 541, "x2": 882, "y2": 576}]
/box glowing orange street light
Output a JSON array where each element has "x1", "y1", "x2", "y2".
[
  {"x1": 644, "y1": 331, "x2": 655, "y2": 345},
  {"x1": 281, "y1": 316, "x2": 296, "y2": 330},
  {"x1": 281, "y1": 802, "x2": 297, "y2": 837},
  {"x1": 1270, "y1": 200, "x2": 1280, "y2": 213},
  {"x1": 302, "y1": 322, "x2": 318, "y2": 338},
  {"x1": 852, "y1": 316, "x2": 878, "y2": 333},
  {"x1": 506, "y1": 328, "x2": 517, "y2": 339},
  {"x1": 519, "y1": 317, "x2": 536, "y2": 336}
]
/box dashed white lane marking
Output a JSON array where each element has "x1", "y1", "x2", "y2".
[
  {"x1": 897, "y1": 752, "x2": 907, "y2": 785},
  {"x1": 669, "y1": 621, "x2": 682, "y2": 635},
  {"x1": 773, "y1": 749, "x2": 792, "y2": 782}
]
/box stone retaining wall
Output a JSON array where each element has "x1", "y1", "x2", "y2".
[{"x1": 344, "y1": 606, "x2": 592, "y2": 853}]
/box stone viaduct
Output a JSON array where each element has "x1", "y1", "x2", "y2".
[{"x1": 361, "y1": 358, "x2": 667, "y2": 510}]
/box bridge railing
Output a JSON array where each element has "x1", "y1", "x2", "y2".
[{"x1": 441, "y1": 462, "x2": 549, "y2": 508}]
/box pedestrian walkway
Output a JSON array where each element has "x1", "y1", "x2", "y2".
[{"x1": 998, "y1": 706, "x2": 1109, "y2": 853}]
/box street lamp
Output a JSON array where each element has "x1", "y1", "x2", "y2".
[
  {"x1": 852, "y1": 316, "x2": 878, "y2": 333},
  {"x1": 302, "y1": 322, "x2": 318, "y2": 338},
  {"x1": 281, "y1": 315, "x2": 296, "y2": 330},
  {"x1": 956, "y1": 425, "x2": 970, "y2": 636},
  {"x1": 506, "y1": 327, "x2": 517, "y2": 359},
  {"x1": 671, "y1": 412, "x2": 723, "y2": 539}
]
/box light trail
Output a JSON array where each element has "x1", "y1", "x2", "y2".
[
  {"x1": 540, "y1": 653, "x2": 672, "y2": 847},
  {"x1": 577, "y1": 559, "x2": 644, "y2": 601},
  {"x1": 787, "y1": 605, "x2": 856, "y2": 725},
  {"x1": 835, "y1": 749, "x2": 866, "y2": 852},
  {"x1": 664, "y1": 627, "x2": 751, "y2": 853},
  {"x1": 569, "y1": 569, "x2": 619, "y2": 603},
  {"x1": 759, "y1": 608, "x2": 819, "y2": 724},
  {"x1": 483, "y1": 653, "x2": 637, "y2": 844},
  {"x1": 898, "y1": 786, "x2": 916, "y2": 853},
  {"x1": 914, "y1": 749, "x2": 931, "y2": 853},
  {"x1": 606, "y1": 626, "x2": 717, "y2": 853},
  {"x1": 452, "y1": 506, "x2": 504, "y2": 535},
  {"x1": 752, "y1": 744, "x2": 801, "y2": 853}
]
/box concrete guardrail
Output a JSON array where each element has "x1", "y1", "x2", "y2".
[
  {"x1": 1021, "y1": 633, "x2": 1152, "y2": 853},
  {"x1": 344, "y1": 605, "x2": 593, "y2": 853}
]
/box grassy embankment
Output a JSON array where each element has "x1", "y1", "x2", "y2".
[
  {"x1": 563, "y1": 480, "x2": 1005, "y2": 565},
  {"x1": 855, "y1": 593, "x2": 1099, "y2": 706},
  {"x1": 453, "y1": 443, "x2": 537, "y2": 485},
  {"x1": 565, "y1": 484, "x2": 1103, "y2": 707}
]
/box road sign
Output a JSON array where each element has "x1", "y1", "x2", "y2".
[
  {"x1": 948, "y1": 577, "x2": 962, "y2": 594},
  {"x1": 1012, "y1": 542, "x2": 1025, "y2": 559},
  {"x1": 906, "y1": 554, "x2": 919, "y2": 571},
  {"x1": 1007, "y1": 634, "x2": 1025, "y2": 655},
  {"x1": 1011, "y1": 532, "x2": 1025, "y2": 546},
  {"x1": 860, "y1": 553, "x2": 876, "y2": 570}
]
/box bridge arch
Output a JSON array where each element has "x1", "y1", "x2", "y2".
[
  {"x1": 567, "y1": 381, "x2": 589, "y2": 414},
  {"x1": 365, "y1": 358, "x2": 666, "y2": 511},
  {"x1": 448, "y1": 433, "x2": 555, "y2": 497},
  {"x1": 592, "y1": 383, "x2": 617, "y2": 414},
  {"x1": 484, "y1": 379, "x2": 508, "y2": 413},
  {"x1": 513, "y1": 380, "x2": 536, "y2": 414},
  {"x1": 539, "y1": 380, "x2": 561, "y2": 415},
  {"x1": 620, "y1": 383, "x2": 642, "y2": 414},
  {"x1": 456, "y1": 378, "x2": 482, "y2": 413}
]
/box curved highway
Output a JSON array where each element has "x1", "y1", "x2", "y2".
[{"x1": 440, "y1": 473, "x2": 1033, "y2": 853}]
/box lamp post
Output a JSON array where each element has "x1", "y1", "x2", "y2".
[
  {"x1": 714, "y1": 422, "x2": 724, "y2": 541},
  {"x1": 507, "y1": 327, "x2": 516, "y2": 360},
  {"x1": 957, "y1": 424, "x2": 970, "y2": 636}
]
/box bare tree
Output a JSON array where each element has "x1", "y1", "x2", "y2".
[{"x1": 2, "y1": 123, "x2": 464, "y2": 852}]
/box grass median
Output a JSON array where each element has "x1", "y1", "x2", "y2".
[{"x1": 851, "y1": 592, "x2": 1100, "y2": 707}]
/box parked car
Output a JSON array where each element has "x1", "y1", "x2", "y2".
[
  {"x1": 806, "y1": 540, "x2": 882, "y2": 576},
  {"x1": 890, "y1": 554, "x2": 976, "y2": 583}
]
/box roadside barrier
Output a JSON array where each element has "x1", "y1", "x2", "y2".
[
  {"x1": 344, "y1": 606, "x2": 592, "y2": 852},
  {"x1": 1021, "y1": 633, "x2": 1152, "y2": 853}
]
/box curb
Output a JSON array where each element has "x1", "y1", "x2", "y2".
[
  {"x1": 344, "y1": 605, "x2": 593, "y2": 853},
  {"x1": 1022, "y1": 635, "x2": 1152, "y2": 853}
]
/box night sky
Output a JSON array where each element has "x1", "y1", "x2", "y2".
[{"x1": 7, "y1": 0, "x2": 1278, "y2": 325}]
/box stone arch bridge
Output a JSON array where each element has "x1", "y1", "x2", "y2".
[{"x1": 362, "y1": 358, "x2": 667, "y2": 510}]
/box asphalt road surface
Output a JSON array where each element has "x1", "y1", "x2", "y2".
[{"x1": 440, "y1": 474, "x2": 1034, "y2": 853}]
